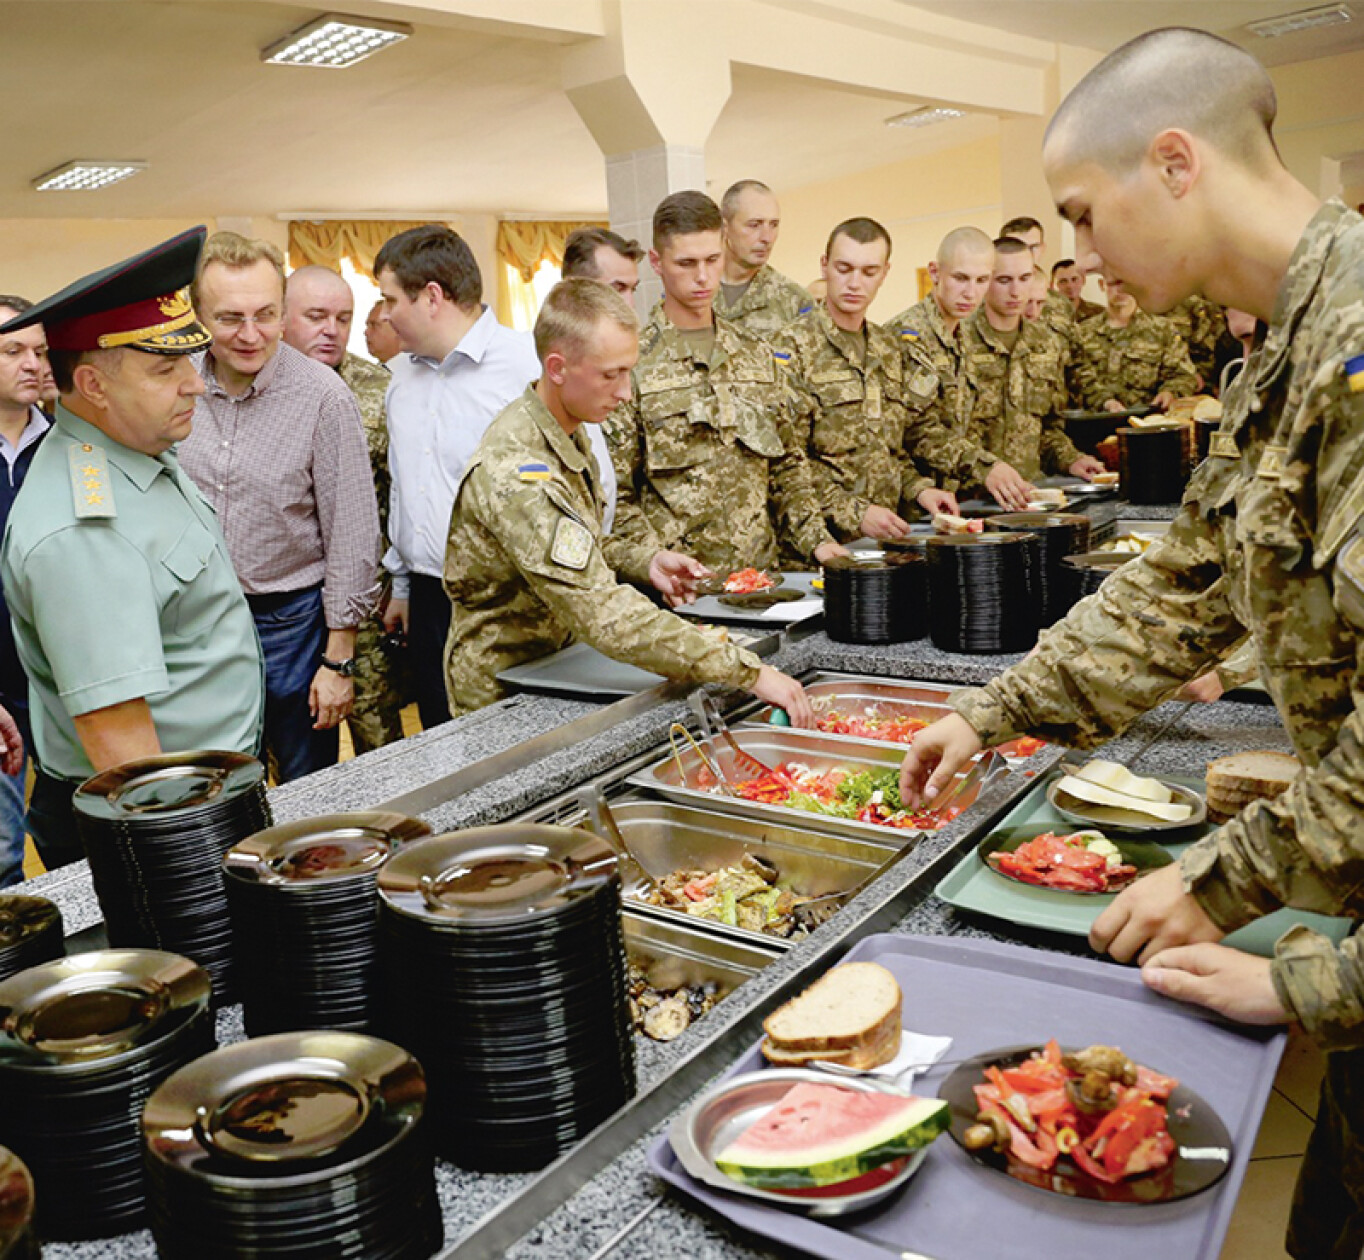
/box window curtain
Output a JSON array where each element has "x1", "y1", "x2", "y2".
[
  {"x1": 495, "y1": 220, "x2": 606, "y2": 328},
  {"x1": 287, "y1": 220, "x2": 434, "y2": 279}
]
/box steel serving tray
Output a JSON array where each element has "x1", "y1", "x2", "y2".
[{"x1": 621, "y1": 908, "x2": 780, "y2": 999}]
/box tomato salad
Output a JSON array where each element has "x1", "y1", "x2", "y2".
[
  {"x1": 986, "y1": 830, "x2": 1139, "y2": 893},
  {"x1": 810, "y1": 702, "x2": 1046, "y2": 760},
  {"x1": 722, "y1": 568, "x2": 776, "y2": 594},
  {"x1": 712, "y1": 762, "x2": 955, "y2": 831}
]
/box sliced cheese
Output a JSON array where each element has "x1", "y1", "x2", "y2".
[
  {"x1": 1074, "y1": 759, "x2": 1174, "y2": 805},
  {"x1": 1057, "y1": 775, "x2": 1193, "y2": 823}
]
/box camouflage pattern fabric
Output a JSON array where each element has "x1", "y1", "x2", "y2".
[
  {"x1": 1166, "y1": 294, "x2": 1227, "y2": 385},
  {"x1": 605, "y1": 305, "x2": 833, "y2": 573},
  {"x1": 888, "y1": 295, "x2": 974, "y2": 434},
  {"x1": 336, "y1": 352, "x2": 404, "y2": 753},
  {"x1": 444, "y1": 385, "x2": 762, "y2": 716},
  {"x1": 958, "y1": 309, "x2": 1084, "y2": 484},
  {"x1": 711, "y1": 264, "x2": 812, "y2": 340},
  {"x1": 1070, "y1": 309, "x2": 1198, "y2": 410},
  {"x1": 1074, "y1": 296, "x2": 1105, "y2": 322},
  {"x1": 1285, "y1": 1045, "x2": 1364, "y2": 1259},
  {"x1": 952, "y1": 201, "x2": 1364, "y2": 1048}
]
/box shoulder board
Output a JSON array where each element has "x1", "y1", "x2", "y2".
[
  {"x1": 517, "y1": 462, "x2": 552, "y2": 482},
  {"x1": 1346, "y1": 353, "x2": 1364, "y2": 393},
  {"x1": 68, "y1": 441, "x2": 116, "y2": 520}
]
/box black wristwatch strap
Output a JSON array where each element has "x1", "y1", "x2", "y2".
[{"x1": 320, "y1": 654, "x2": 356, "y2": 677}]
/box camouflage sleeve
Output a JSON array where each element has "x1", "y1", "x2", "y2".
[
  {"x1": 1040, "y1": 408, "x2": 1085, "y2": 475},
  {"x1": 602, "y1": 399, "x2": 666, "y2": 566},
  {"x1": 1068, "y1": 331, "x2": 1102, "y2": 410},
  {"x1": 768, "y1": 391, "x2": 837, "y2": 560},
  {"x1": 1188, "y1": 302, "x2": 1225, "y2": 383},
  {"x1": 900, "y1": 348, "x2": 996, "y2": 487},
  {"x1": 952, "y1": 482, "x2": 1247, "y2": 747},
  {"x1": 1271, "y1": 925, "x2": 1364, "y2": 1051},
  {"x1": 467, "y1": 468, "x2": 761, "y2": 691},
  {"x1": 1213, "y1": 638, "x2": 1260, "y2": 692},
  {"x1": 1159, "y1": 327, "x2": 1199, "y2": 398}
]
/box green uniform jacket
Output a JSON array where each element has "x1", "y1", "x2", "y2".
[
  {"x1": 888, "y1": 295, "x2": 973, "y2": 434},
  {"x1": 1071, "y1": 309, "x2": 1199, "y2": 410},
  {"x1": 954, "y1": 201, "x2": 1364, "y2": 1050},
  {"x1": 712, "y1": 264, "x2": 811, "y2": 339},
  {"x1": 444, "y1": 386, "x2": 762, "y2": 716},
  {"x1": 338, "y1": 352, "x2": 392, "y2": 539},
  {"x1": 1, "y1": 406, "x2": 265, "y2": 781},
  {"x1": 1165, "y1": 294, "x2": 1227, "y2": 384},
  {"x1": 960, "y1": 310, "x2": 1084, "y2": 484},
  {"x1": 606, "y1": 305, "x2": 833, "y2": 573},
  {"x1": 1075, "y1": 296, "x2": 1106, "y2": 322}
]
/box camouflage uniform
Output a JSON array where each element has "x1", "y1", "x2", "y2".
[
  {"x1": 950, "y1": 201, "x2": 1364, "y2": 1259},
  {"x1": 888, "y1": 295, "x2": 973, "y2": 435},
  {"x1": 712, "y1": 265, "x2": 811, "y2": 340},
  {"x1": 958, "y1": 309, "x2": 1084, "y2": 485},
  {"x1": 1070, "y1": 310, "x2": 1198, "y2": 411},
  {"x1": 1074, "y1": 296, "x2": 1105, "y2": 322},
  {"x1": 605, "y1": 305, "x2": 834, "y2": 574},
  {"x1": 337, "y1": 352, "x2": 405, "y2": 753},
  {"x1": 443, "y1": 386, "x2": 762, "y2": 715},
  {"x1": 1166, "y1": 294, "x2": 1227, "y2": 385}
]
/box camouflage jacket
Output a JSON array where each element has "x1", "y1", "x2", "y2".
[
  {"x1": 954, "y1": 201, "x2": 1364, "y2": 1049},
  {"x1": 444, "y1": 386, "x2": 760, "y2": 715},
  {"x1": 1074, "y1": 296, "x2": 1105, "y2": 322},
  {"x1": 712, "y1": 265, "x2": 811, "y2": 339},
  {"x1": 1165, "y1": 294, "x2": 1227, "y2": 384},
  {"x1": 888, "y1": 295, "x2": 973, "y2": 434},
  {"x1": 959, "y1": 310, "x2": 1084, "y2": 483},
  {"x1": 605, "y1": 305, "x2": 833, "y2": 573},
  {"x1": 337, "y1": 352, "x2": 392, "y2": 539},
  {"x1": 1071, "y1": 310, "x2": 1198, "y2": 410}
]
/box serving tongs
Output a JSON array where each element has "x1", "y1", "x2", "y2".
[
  {"x1": 689, "y1": 691, "x2": 776, "y2": 783},
  {"x1": 922, "y1": 748, "x2": 1008, "y2": 822},
  {"x1": 574, "y1": 785, "x2": 669, "y2": 901}
]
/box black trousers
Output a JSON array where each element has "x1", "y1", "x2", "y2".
[
  {"x1": 27, "y1": 769, "x2": 82, "y2": 872},
  {"x1": 408, "y1": 573, "x2": 452, "y2": 731},
  {"x1": 1288, "y1": 1045, "x2": 1364, "y2": 1260}
]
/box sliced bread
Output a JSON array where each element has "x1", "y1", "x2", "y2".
[
  {"x1": 761, "y1": 1017, "x2": 902, "y2": 1071},
  {"x1": 760, "y1": 962, "x2": 901, "y2": 1060},
  {"x1": 1206, "y1": 751, "x2": 1299, "y2": 796}
]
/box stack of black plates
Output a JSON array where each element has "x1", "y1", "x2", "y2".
[
  {"x1": 142, "y1": 1031, "x2": 440, "y2": 1260},
  {"x1": 989, "y1": 512, "x2": 1092, "y2": 627},
  {"x1": 926, "y1": 533, "x2": 1041, "y2": 654},
  {"x1": 0, "y1": 950, "x2": 214, "y2": 1239},
  {"x1": 823, "y1": 552, "x2": 928, "y2": 645},
  {"x1": 223, "y1": 812, "x2": 431, "y2": 1036},
  {"x1": 73, "y1": 751, "x2": 272, "y2": 1003},
  {"x1": 0, "y1": 898, "x2": 62, "y2": 983},
  {"x1": 1117, "y1": 424, "x2": 1188, "y2": 504},
  {"x1": 0, "y1": 1145, "x2": 38, "y2": 1259},
  {"x1": 1063, "y1": 551, "x2": 1132, "y2": 598},
  {"x1": 377, "y1": 826, "x2": 635, "y2": 1173}
]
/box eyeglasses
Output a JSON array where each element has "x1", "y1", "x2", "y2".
[{"x1": 211, "y1": 310, "x2": 282, "y2": 332}]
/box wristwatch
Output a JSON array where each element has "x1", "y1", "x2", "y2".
[{"x1": 319, "y1": 654, "x2": 357, "y2": 678}]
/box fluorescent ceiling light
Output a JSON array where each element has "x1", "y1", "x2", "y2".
[
  {"x1": 32, "y1": 160, "x2": 147, "y2": 191},
  {"x1": 885, "y1": 106, "x2": 966, "y2": 129},
  {"x1": 262, "y1": 13, "x2": 412, "y2": 68},
  {"x1": 1247, "y1": 3, "x2": 1352, "y2": 37}
]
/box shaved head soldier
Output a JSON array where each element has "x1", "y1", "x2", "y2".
[{"x1": 899, "y1": 30, "x2": 1364, "y2": 1258}]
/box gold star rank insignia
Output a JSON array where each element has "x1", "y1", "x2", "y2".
[{"x1": 68, "y1": 441, "x2": 116, "y2": 519}]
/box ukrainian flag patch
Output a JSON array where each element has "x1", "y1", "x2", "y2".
[
  {"x1": 517, "y1": 462, "x2": 551, "y2": 482},
  {"x1": 1347, "y1": 353, "x2": 1364, "y2": 393},
  {"x1": 899, "y1": 328, "x2": 920, "y2": 342},
  {"x1": 772, "y1": 349, "x2": 792, "y2": 363}
]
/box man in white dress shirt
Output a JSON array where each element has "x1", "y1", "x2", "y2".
[{"x1": 374, "y1": 225, "x2": 540, "y2": 728}]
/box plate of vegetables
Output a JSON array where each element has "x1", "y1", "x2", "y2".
[
  {"x1": 939, "y1": 1040, "x2": 1233, "y2": 1203},
  {"x1": 977, "y1": 826, "x2": 1173, "y2": 895}
]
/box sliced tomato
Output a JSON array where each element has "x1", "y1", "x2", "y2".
[
  {"x1": 1134, "y1": 1064, "x2": 1179, "y2": 1100},
  {"x1": 1071, "y1": 1141, "x2": 1122, "y2": 1183}
]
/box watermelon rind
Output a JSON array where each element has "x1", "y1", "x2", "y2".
[{"x1": 714, "y1": 1092, "x2": 949, "y2": 1190}]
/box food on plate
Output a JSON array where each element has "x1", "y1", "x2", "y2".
[
  {"x1": 1027, "y1": 487, "x2": 1068, "y2": 509},
  {"x1": 811, "y1": 702, "x2": 931, "y2": 745},
  {"x1": 965, "y1": 1040, "x2": 1179, "y2": 1184},
  {"x1": 1056, "y1": 770, "x2": 1193, "y2": 823},
  {"x1": 1192, "y1": 397, "x2": 1223, "y2": 421},
  {"x1": 723, "y1": 568, "x2": 775, "y2": 594},
  {"x1": 986, "y1": 830, "x2": 1139, "y2": 893},
  {"x1": 639, "y1": 853, "x2": 814, "y2": 940},
  {"x1": 1098, "y1": 531, "x2": 1161, "y2": 555},
  {"x1": 1205, "y1": 749, "x2": 1300, "y2": 822},
  {"x1": 1073, "y1": 759, "x2": 1174, "y2": 805},
  {"x1": 761, "y1": 962, "x2": 901, "y2": 1070},
  {"x1": 714, "y1": 1081, "x2": 950, "y2": 1190},
  {"x1": 1091, "y1": 470, "x2": 1120, "y2": 485},
  {"x1": 717, "y1": 763, "x2": 954, "y2": 831},
  {"x1": 932, "y1": 512, "x2": 984, "y2": 536},
  {"x1": 626, "y1": 961, "x2": 723, "y2": 1042},
  {"x1": 1002, "y1": 736, "x2": 1047, "y2": 759}
]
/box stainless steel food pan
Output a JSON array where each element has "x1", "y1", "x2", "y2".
[{"x1": 621, "y1": 908, "x2": 780, "y2": 998}]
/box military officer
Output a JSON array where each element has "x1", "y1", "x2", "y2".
[
  {"x1": 898, "y1": 29, "x2": 1363, "y2": 1259},
  {"x1": 957, "y1": 239, "x2": 1104, "y2": 494},
  {"x1": 284, "y1": 265, "x2": 407, "y2": 754},
  {"x1": 773, "y1": 217, "x2": 974, "y2": 552},
  {"x1": 0, "y1": 228, "x2": 265, "y2": 869},
  {"x1": 712, "y1": 180, "x2": 812, "y2": 338},
  {"x1": 606, "y1": 191, "x2": 844, "y2": 575},
  {"x1": 444, "y1": 278, "x2": 813, "y2": 724},
  {"x1": 1070, "y1": 276, "x2": 1198, "y2": 411}
]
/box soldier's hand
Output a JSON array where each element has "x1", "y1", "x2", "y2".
[
  {"x1": 1152, "y1": 391, "x2": 1177, "y2": 412},
  {"x1": 649, "y1": 550, "x2": 710, "y2": 607},
  {"x1": 1102, "y1": 399, "x2": 1125, "y2": 413},
  {"x1": 899, "y1": 713, "x2": 982, "y2": 807},
  {"x1": 309, "y1": 667, "x2": 354, "y2": 730},
  {"x1": 382, "y1": 597, "x2": 409, "y2": 636},
  {"x1": 1179, "y1": 670, "x2": 1225, "y2": 703},
  {"x1": 859, "y1": 505, "x2": 912, "y2": 540},
  {"x1": 813, "y1": 541, "x2": 852, "y2": 564},
  {"x1": 916, "y1": 488, "x2": 959, "y2": 517},
  {"x1": 1141, "y1": 943, "x2": 1289, "y2": 1026},
  {"x1": 1090, "y1": 862, "x2": 1224, "y2": 965},
  {"x1": 0, "y1": 703, "x2": 22, "y2": 777},
  {"x1": 983, "y1": 462, "x2": 1033, "y2": 511},
  {"x1": 1068, "y1": 455, "x2": 1107, "y2": 481},
  {"x1": 750, "y1": 666, "x2": 813, "y2": 729}
]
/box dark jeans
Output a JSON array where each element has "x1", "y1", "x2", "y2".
[
  {"x1": 27, "y1": 768, "x2": 82, "y2": 873},
  {"x1": 248, "y1": 586, "x2": 338, "y2": 784},
  {"x1": 408, "y1": 574, "x2": 452, "y2": 731}
]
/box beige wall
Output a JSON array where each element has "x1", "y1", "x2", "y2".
[{"x1": 1270, "y1": 49, "x2": 1364, "y2": 199}]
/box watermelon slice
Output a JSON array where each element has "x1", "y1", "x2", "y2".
[{"x1": 713, "y1": 1083, "x2": 950, "y2": 1190}]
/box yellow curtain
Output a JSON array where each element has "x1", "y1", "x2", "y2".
[
  {"x1": 287, "y1": 220, "x2": 434, "y2": 280},
  {"x1": 495, "y1": 220, "x2": 605, "y2": 328}
]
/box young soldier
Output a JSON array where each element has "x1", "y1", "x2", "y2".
[
  {"x1": 1052, "y1": 259, "x2": 1105, "y2": 320},
  {"x1": 899, "y1": 29, "x2": 1364, "y2": 1259}
]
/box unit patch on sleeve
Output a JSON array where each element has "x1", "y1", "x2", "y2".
[{"x1": 549, "y1": 515, "x2": 593, "y2": 570}]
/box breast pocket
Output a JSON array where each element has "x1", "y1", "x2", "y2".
[
  {"x1": 641, "y1": 390, "x2": 713, "y2": 473},
  {"x1": 808, "y1": 373, "x2": 865, "y2": 455},
  {"x1": 159, "y1": 519, "x2": 216, "y2": 635},
  {"x1": 725, "y1": 381, "x2": 786, "y2": 460},
  {"x1": 1023, "y1": 351, "x2": 1062, "y2": 415},
  {"x1": 1121, "y1": 344, "x2": 1164, "y2": 395}
]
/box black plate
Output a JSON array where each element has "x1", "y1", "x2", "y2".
[
  {"x1": 976, "y1": 826, "x2": 1173, "y2": 896},
  {"x1": 1061, "y1": 406, "x2": 1157, "y2": 422},
  {"x1": 718, "y1": 587, "x2": 806, "y2": 611},
  {"x1": 939, "y1": 1044, "x2": 1233, "y2": 1204}
]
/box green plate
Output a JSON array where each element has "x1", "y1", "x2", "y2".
[
  {"x1": 978, "y1": 825, "x2": 1173, "y2": 896},
  {"x1": 936, "y1": 770, "x2": 1352, "y2": 958}
]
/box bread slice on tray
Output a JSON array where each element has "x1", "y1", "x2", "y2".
[
  {"x1": 1206, "y1": 751, "x2": 1299, "y2": 796},
  {"x1": 760, "y1": 962, "x2": 901, "y2": 1069}
]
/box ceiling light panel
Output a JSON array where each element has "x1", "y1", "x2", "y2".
[
  {"x1": 885, "y1": 106, "x2": 966, "y2": 129},
  {"x1": 262, "y1": 13, "x2": 412, "y2": 68},
  {"x1": 32, "y1": 161, "x2": 147, "y2": 191},
  {"x1": 1247, "y1": 3, "x2": 1352, "y2": 38}
]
